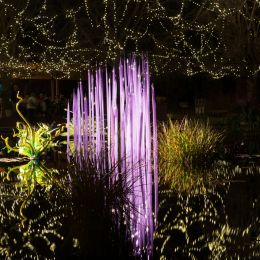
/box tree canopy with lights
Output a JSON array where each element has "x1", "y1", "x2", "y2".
[{"x1": 0, "y1": 0, "x2": 259, "y2": 78}]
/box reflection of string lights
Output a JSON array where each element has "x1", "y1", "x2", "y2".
[
  {"x1": 0, "y1": 162, "x2": 259, "y2": 258},
  {"x1": 0, "y1": 160, "x2": 132, "y2": 259},
  {"x1": 0, "y1": 168, "x2": 70, "y2": 259},
  {"x1": 155, "y1": 164, "x2": 260, "y2": 259},
  {"x1": 0, "y1": 1, "x2": 259, "y2": 78}
]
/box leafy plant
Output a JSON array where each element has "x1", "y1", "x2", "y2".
[
  {"x1": 1, "y1": 92, "x2": 65, "y2": 160},
  {"x1": 158, "y1": 118, "x2": 223, "y2": 192}
]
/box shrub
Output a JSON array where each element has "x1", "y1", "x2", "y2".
[{"x1": 158, "y1": 118, "x2": 223, "y2": 192}]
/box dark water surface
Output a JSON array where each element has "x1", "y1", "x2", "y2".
[
  {"x1": 0, "y1": 160, "x2": 260, "y2": 259},
  {"x1": 0, "y1": 160, "x2": 132, "y2": 259},
  {"x1": 154, "y1": 163, "x2": 260, "y2": 259}
]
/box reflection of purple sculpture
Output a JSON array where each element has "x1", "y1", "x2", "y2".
[{"x1": 67, "y1": 55, "x2": 158, "y2": 257}]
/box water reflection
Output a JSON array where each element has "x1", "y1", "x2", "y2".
[
  {"x1": 0, "y1": 160, "x2": 132, "y2": 259},
  {"x1": 0, "y1": 160, "x2": 260, "y2": 259},
  {"x1": 0, "y1": 161, "x2": 71, "y2": 259},
  {"x1": 4, "y1": 160, "x2": 58, "y2": 188},
  {"x1": 154, "y1": 163, "x2": 260, "y2": 259}
]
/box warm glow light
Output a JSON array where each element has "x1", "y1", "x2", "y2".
[{"x1": 0, "y1": 1, "x2": 258, "y2": 79}]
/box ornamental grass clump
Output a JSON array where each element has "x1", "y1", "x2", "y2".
[
  {"x1": 159, "y1": 118, "x2": 223, "y2": 192},
  {"x1": 57, "y1": 157, "x2": 134, "y2": 259}
]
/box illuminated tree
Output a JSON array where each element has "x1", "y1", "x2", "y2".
[
  {"x1": 0, "y1": 0, "x2": 259, "y2": 79},
  {"x1": 0, "y1": 0, "x2": 160, "y2": 78},
  {"x1": 215, "y1": 0, "x2": 260, "y2": 75},
  {"x1": 148, "y1": 0, "x2": 260, "y2": 78}
]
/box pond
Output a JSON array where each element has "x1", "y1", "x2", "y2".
[
  {"x1": 0, "y1": 158, "x2": 133, "y2": 259},
  {"x1": 0, "y1": 158, "x2": 259, "y2": 259},
  {"x1": 154, "y1": 161, "x2": 260, "y2": 259}
]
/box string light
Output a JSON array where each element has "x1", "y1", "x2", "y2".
[{"x1": 0, "y1": 0, "x2": 259, "y2": 79}]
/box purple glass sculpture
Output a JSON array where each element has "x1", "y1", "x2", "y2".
[{"x1": 67, "y1": 55, "x2": 158, "y2": 257}]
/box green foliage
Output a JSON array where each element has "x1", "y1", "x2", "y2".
[{"x1": 158, "y1": 118, "x2": 223, "y2": 192}]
